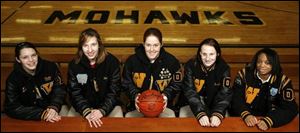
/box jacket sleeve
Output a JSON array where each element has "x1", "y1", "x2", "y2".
[
  {"x1": 99, "y1": 58, "x2": 121, "y2": 116},
  {"x1": 231, "y1": 68, "x2": 252, "y2": 119},
  {"x1": 67, "y1": 65, "x2": 91, "y2": 117},
  {"x1": 263, "y1": 76, "x2": 298, "y2": 128},
  {"x1": 4, "y1": 77, "x2": 44, "y2": 120},
  {"x1": 211, "y1": 67, "x2": 233, "y2": 120},
  {"x1": 122, "y1": 59, "x2": 140, "y2": 102},
  {"x1": 48, "y1": 64, "x2": 67, "y2": 112},
  {"x1": 183, "y1": 62, "x2": 207, "y2": 120},
  {"x1": 162, "y1": 59, "x2": 182, "y2": 102}
]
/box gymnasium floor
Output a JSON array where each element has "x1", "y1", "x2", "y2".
[{"x1": 1, "y1": 1, "x2": 299, "y2": 46}]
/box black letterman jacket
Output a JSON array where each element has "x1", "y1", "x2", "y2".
[
  {"x1": 4, "y1": 58, "x2": 66, "y2": 120},
  {"x1": 231, "y1": 66, "x2": 298, "y2": 128},
  {"x1": 183, "y1": 57, "x2": 232, "y2": 121},
  {"x1": 68, "y1": 53, "x2": 121, "y2": 117},
  {"x1": 122, "y1": 45, "x2": 182, "y2": 111}
]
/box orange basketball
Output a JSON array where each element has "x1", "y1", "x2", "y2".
[{"x1": 137, "y1": 90, "x2": 165, "y2": 117}]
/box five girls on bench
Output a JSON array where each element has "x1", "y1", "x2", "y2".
[
  {"x1": 230, "y1": 48, "x2": 298, "y2": 131},
  {"x1": 122, "y1": 27, "x2": 182, "y2": 117},
  {"x1": 179, "y1": 38, "x2": 233, "y2": 127},
  {"x1": 67, "y1": 28, "x2": 123, "y2": 128},
  {"x1": 4, "y1": 42, "x2": 67, "y2": 122}
]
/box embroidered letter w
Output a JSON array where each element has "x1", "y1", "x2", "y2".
[{"x1": 245, "y1": 87, "x2": 260, "y2": 104}]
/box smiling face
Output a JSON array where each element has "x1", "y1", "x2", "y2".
[
  {"x1": 256, "y1": 53, "x2": 272, "y2": 76},
  {"x1": 200, "y1": 44, "x2": 217, "y2": 68},
  {"x1": 144, "y1": 35, "x2": 161, "y2": 63},
  {"x1": 82, "y1": 36, "x2": 99, "y2": 64},
  {"x1": 16, "y1": 48, "x2": 38, "y2": 74}
]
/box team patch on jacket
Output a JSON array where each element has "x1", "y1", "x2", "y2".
[
  {"x1": 194, "y1": 79, "x2": 205, "y2": 93},
  {"x1": 159, "y1": 68, "x2": 171, "y2": 79},
  {"x1": 133, "y1": 72, "x2": 146, "y2": 88},
  {"x1": 283, "y1": 88, "x2": 294, "y2": 101},
  {"x1": 173, "y1": 71, "x2": 182, "y2": 82},
  {"x1": 270, "y1": 87, "x2": 278, "y2": 96},
  {"x1": 156, "y1": 78, "x2": 171, "y2": 91},
  {"x1": 223, "y1": 77, "x2": 231, "y2": 88},
  {"x1": 41, "y1": 81, "x2": 54, "y2": 94},
  {"x1": 76, "y1": 74, "x2": 88, "y2": 85},
  {"x1": 245, "y1": 86, "x2": 260, "y2": 104}
]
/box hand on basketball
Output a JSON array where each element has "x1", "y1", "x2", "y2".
[
  {"x1": 210, "y1": 116, "x2": 221, "y2": 127},
  {"x1": 162, "y1": 94, "x2": 168, "y2": 112},
  {"x1": 135, "y1": 93, "x2": 141, "y2": 112},
  {"x1": 198, "y1": 115, "x2": 210, "y2": 127}
]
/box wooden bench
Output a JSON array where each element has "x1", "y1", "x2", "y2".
[{"x1": 2, "y1": 116, "x2": 299, "y2": 132}]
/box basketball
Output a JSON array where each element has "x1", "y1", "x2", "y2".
[{"x1": 137, "y1": 90, "x2": 165, "y2": 117}]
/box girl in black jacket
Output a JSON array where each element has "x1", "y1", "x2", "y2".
[
  {"x1": 4, "y1": 42, "x2": 67, "y2": 122},
  {"x1": 122, "y1": 27, "x2": 182, "y2": 117},
  {"x1": 67, "y1": 28, "x2": 123, "y2": 128},
  {"x1": 230, "y1": 48, "x2": 298, "y2": 131},
  {"x1": 179, "y1": 38, "x2": 233, "y2": 127}
]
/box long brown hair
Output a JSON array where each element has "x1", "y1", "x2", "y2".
[{"x1": 75, "y1": 28, "x2": 107, "y2": 64}]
